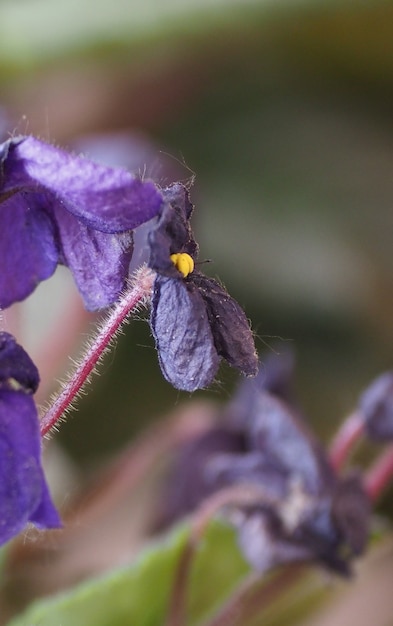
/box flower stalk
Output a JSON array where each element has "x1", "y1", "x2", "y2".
[
  {"x1": 40, "y1": 266, "x2": 155, "y2": 437},
  {"x1": 166, "y1": 484, "x2": 283, "y2": 626},
  {"x1": 364, "y1": 444, "x2": 393, "y2": 502}
]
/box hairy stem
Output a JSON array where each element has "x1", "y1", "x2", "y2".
[
  {"x1": 40, "y1": 266, "x2": 155, "y2": 437},
  {"x1": 35, "y1": 291, "x2": 92, "y2": 404},
  {"x1": 364, "y1": 444, "x2": 393, "y2": 502}
]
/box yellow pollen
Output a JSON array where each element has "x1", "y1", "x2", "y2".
[{"x1": 170, "y1": 253, "x2": 194, "y2": 278}]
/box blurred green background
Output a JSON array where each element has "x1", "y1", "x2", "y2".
[{"x1": 1, "y1": 0, "x2": 392, "y2": 462}]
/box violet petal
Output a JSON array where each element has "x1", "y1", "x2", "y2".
[
  {"x1": 191, "y1": 272, "x2": 258, "y2": 377},
  {"x1": 150, "y1": 275, "x2": 220, "y2": 391},
  {"x1": 0, "y1": 193, "x2": 58, "y2": 309},
  {"x1": 53, "y1": 203, "x2": 133, "y2": 311},
  {"x1": 0, "y1": 391, "x2": 60, "y2": 545},
  {"x1": 246, "y1": 391, "x2": 335, "y2": 496},
  {"x1": 1, "y1": 136, "x2": 163, "y2": 233}
]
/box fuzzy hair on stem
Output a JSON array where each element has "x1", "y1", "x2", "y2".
[{"x1": 39, "y1": 265, "x2": 155, "y2": 438}]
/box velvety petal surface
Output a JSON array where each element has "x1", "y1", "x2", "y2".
[
  {"x1": 150, "y1": 275, "x2": 220, "y2": 391},
  {"x1": 53, "y1": 203, "x2": 133, "y2": 311},
  {"x1": 0, "y1": 193, "x2": 58, "y2": 309},
  {"x1": 1, "y1": 137, "x2": 163, "y2": 233},
  {"x1": 0, "y1": 390, "x2": 60, "y2": 545},
  {"x1": 191, "y1": 272, "x2": 258, "y2": 377},
  {"x1": 148, "y1": 183, "x2": 198, "y2": 277},
  {"x1": 246, "y1": 391, "x2": 335, "y2": 496},
  {"x1": 0, "y1": 332, "x2": 40, "y2": 393}
]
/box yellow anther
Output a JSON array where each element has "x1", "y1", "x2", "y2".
[{"x1": 170, "y1": 252, "x2": 194, "y2": 278}]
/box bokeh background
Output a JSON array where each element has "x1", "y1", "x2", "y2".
[{"x1": 0, "y1": 0, "x2": 393, "y2": 623}]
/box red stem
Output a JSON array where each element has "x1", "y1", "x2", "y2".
[
  {"x1": 202, "y1": 566, "x2": 303, "y2": 626},
  {"x1": 39, "y1": 266, "x2": 154, "y2": 437},
  {"x1": 364, "y1": 444, "x2": 393, "y2": 502},
  {"x1": 166, "y1": 484, "x2": 277, "y2": 626}
]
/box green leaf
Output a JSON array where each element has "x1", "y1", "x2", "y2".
[{"x1": 7, "y1": 520, "x2": 250, "y2": 626}]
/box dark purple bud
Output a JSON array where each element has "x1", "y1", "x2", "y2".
[{"x1": 359, "y1": 371, "x2": 393, "y2": 441}]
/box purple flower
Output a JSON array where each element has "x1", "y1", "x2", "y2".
[
  {"x1": 359, "y1": 371, "x2": 393, "y2": 442},
  {"x1": 0, "y1": 332, "x2": 61, "y2": 545},
  {"x1": 147, "y1": 183, "x2": 258, "y2": 391},
  {"x1": 226, "y1": 390, "x2": 369, "y2": 576},
  {"x1": 0, "y1": 136, "x2": 163, "y2": 310},
  {"x1": 158, "y1": 357, "x2": 370, "y2": 575}
]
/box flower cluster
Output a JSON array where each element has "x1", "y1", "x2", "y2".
[
  {"x1": 1, "y1": 127, "x2": 393, "y2": 626},
  {"x1": 0, "y1": 134, "x2": 165, "y2": 544},
  {"x1": 158, "y1": 355, "x2": 371, "y2": 576},
  {"x1": 0, "y1": 136, "x2": 259, "y2": 548}
]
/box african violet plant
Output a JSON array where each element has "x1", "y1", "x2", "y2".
[
  {"x1": 1, "y1": 134, "x2": 393, "y2": 626},
  {"x1": 0, "y1": 134, "x2": 257, "y2": 541}
]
